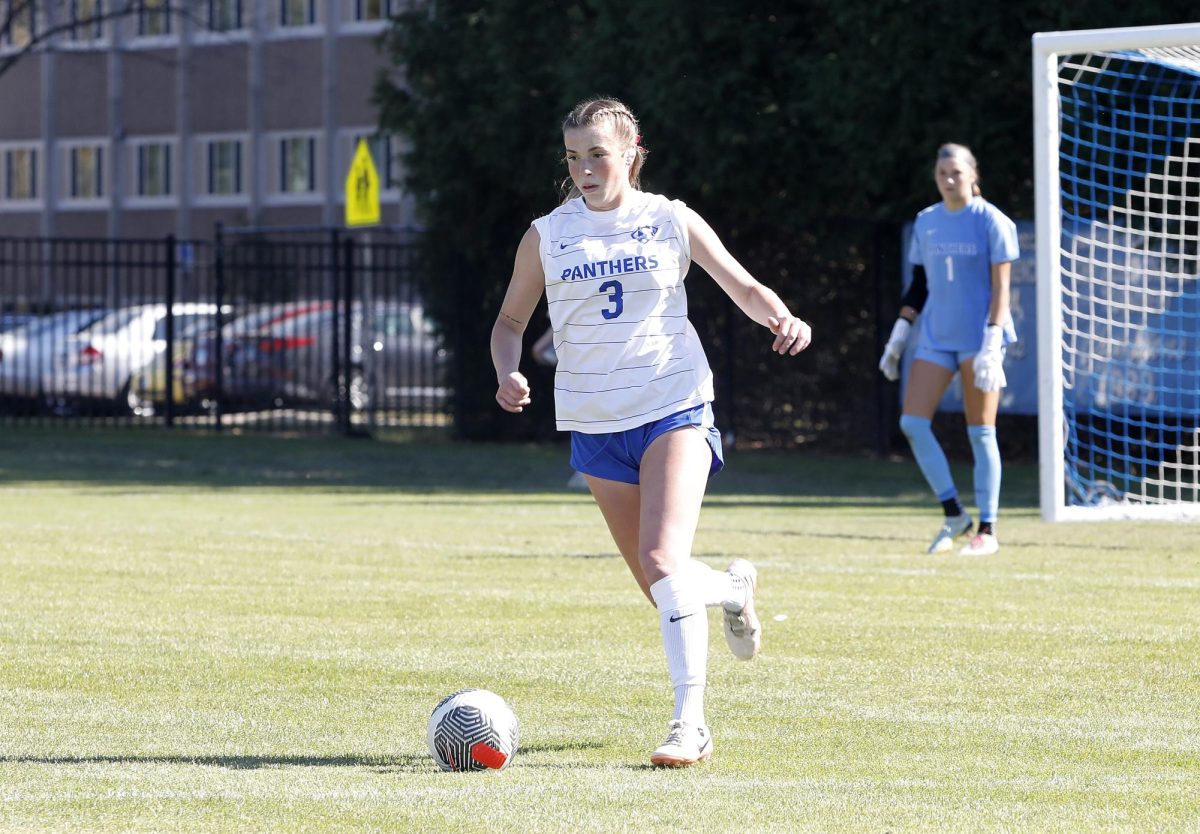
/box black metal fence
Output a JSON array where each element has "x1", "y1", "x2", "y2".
[
  {"x1": 3, "y1": 221, "x2": 992, "y2": 457},
  {"x1": 0, "y1": 230, "x2": 451, "y2": 434}
]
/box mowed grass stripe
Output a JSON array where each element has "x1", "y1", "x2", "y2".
[{"x1": 0, "y1": 429, "x2": 1196, "y2": 833}]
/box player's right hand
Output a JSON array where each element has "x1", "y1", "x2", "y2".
[
  {"x1": 878, "y1": 318, "x2": 911, "y2": 382},
  {"x1": 878, "y1": 351, "x2": 901, "y2": 382},
  {"x1": 496, "y1": 372, "x2": 532, "y2": 413}
]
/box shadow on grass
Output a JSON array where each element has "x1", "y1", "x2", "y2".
[
  {"x1": 0, "y1": 426, "x2": 1039, "y2": 508},
  {"x1": 0, "y1": 753, "x2": 430, "y2": 772},
  {"x1": 2, "y1": 741, "x2": 611, "y2": 773}
]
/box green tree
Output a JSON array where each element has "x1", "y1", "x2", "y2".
[{"x1": 376, "y1": 1, "x2": 1198, "y2": 446}]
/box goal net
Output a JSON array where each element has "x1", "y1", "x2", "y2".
[{"x1": 1033, "y1": 23, "x2": 1200, "y2": 521}]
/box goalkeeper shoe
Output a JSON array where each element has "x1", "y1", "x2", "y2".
[
  {"x1": 959, "y1": 532, "x2": 1000, "y2": 557},
  {"x1": 722, "y1": 559, "x2": 761, "y2": 660},
  {"x1": 927, "y1": 512, "x2": 973, "y2": 554},
  {"x1": 650, "y1": 720, "x2": 713, "y2": 767}
]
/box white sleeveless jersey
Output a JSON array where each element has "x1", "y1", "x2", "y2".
[{"x1": 531, "y1": 191, "x2": 714, "y2": 433}]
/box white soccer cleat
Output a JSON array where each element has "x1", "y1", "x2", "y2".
[
  {"x1": 723, "y1": 559, "x2": 761, "y2": 660},
  {"x1": 959, "y1": 532, "x2": 1000, "y2": 556},
  {"x1": 650, "y1": 720, "x2": 713, "y2": 767},
  {"x1": 927, "y1": 512, "x2": 973, "y2": 554}
]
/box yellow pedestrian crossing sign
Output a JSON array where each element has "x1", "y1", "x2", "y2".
[{"x1": 345, "y1": 139, "x2": 381, "y2": 227}]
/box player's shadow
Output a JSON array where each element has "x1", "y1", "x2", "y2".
[
  {"x1": 0, "y1": 754, "x2": 430, "y2": 773},
  {"x1": 499, "y1": 740, "x2": 615, "y2": 770}
]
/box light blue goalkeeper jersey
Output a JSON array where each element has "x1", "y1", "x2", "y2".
[{"x1": 907, "y1": 196, "x2": 1020, "y2": 352}]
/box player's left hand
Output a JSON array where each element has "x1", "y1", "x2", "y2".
[
  {"x1": 972, "y1": 325, "x2": 1006, "y2": 392},
  {"x1": 767, "y1": 315, "x2": 811, "y2": 355}
]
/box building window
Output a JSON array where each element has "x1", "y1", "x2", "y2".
[
  {"x1": 4, "y1": 147, "x2": 38, "y2": 201},
  {"x1": 67, "y1": 144, "x2": 104, "y2": 199},
  {"x1": 135, "y1": 143, "x2": 172, "y2": 197},
  {"x1": 3, "y1": 0, "x2": 37, "y2": 48},
  {"x1": 280, "y1": 0, "x2": 314, "y2": 26},
  {"x1": 205, "y1": 139, "x2": 243, "y2": 195},
  {"x1": 66, "y1": 0, "x2": 105, "y2": 42},
  {"x1": 280, "y1": 136, "x2": 315, "y2": 193},
  {"x1": 138, "y1": 0, "x2": 171, "y2": 37},
  {"x1": 208, "y1": 0, "x2": 242, "y2": 32},
  {"x1": 354, "y1": 0, "x2": 394, "y2": 20}
]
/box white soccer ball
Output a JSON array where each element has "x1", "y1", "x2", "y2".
[{"x1": 427, "y1": 688, "x2": 520, "y2": 772}]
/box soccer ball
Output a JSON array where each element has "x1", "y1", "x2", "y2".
[{"x1": 427, "y1": 688, "x2": 520, "y2": 772}]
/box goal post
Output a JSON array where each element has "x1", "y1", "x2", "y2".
[{"x1": 1033, "y1": 22, "x2": 1200, "y2": 522}]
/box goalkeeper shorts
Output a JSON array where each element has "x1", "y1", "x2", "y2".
[{"x1": 913, "y1": 343, "x2": 1004, "y2": 373}]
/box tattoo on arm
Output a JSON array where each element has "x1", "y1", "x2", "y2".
[{"x1": 500, "y1": 311, "x2": 524, "y2": 326}]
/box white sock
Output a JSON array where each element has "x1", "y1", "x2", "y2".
[
  {"x1": 685, "y1": 559, "x2": 747, "y2": 611},
  {"x1": 649, "y1": 571, "x2": 708, "y2": 726}
]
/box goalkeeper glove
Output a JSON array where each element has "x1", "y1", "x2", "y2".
[
  {"x1": 972, "y1": 324, "x2": 1006, "y2": 392},
  {"x1": 878, "y1": 318, "x2": 911, "y2": 381}
]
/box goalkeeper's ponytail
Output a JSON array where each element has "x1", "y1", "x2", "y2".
[{"x1": 936, "y1": 143, "x2": 982, "y2": 197}]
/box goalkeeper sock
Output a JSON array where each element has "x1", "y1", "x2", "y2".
[
  {"x1": 941, "y1": 497, "x2": 965, "y2": 517},
  {"x1": 968, "y1": 424, "x2": 1001, "y2": 523},
  {"x1": 900, "y1": 414, "x2": 957, "y2": 502}
]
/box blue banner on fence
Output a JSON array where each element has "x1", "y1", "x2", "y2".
[
  {"x1": 898, "y1": 221, "x2": 1038, "y2": 416},
  {"x1": 1058, "y1": 218, "x2": 1200, "y2": 420}
]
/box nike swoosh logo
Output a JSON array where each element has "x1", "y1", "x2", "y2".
[
  {"x1": 559, "y1": 242, "x2": 571, "y2": 250},
  {"x1": 668, "y1": 613, "x2": 695, "y2": 623}
]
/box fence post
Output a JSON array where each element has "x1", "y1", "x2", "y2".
[
  {"x1": 328, "y1": 228, "x2": 352, "y2": 436},
  {"x1": 213, "y1": 223, "x2": 225, "y2": 432},
  {"x1": 874, "y1": 221, "x2": 893, "y2": 457},
  {"x1": 341, "y1": 234, "x2": 356, "y2": 436},
  {"x1": 164, "y1": 235, "x2": 176, "y2": 428}
]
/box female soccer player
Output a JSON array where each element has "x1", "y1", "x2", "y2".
[
  {"x1": 878, "y1": 143, "x2": 1019, "y2": 557},
  {"x1": 491, "y1": 97, "x2": 811, "y2": 767}
]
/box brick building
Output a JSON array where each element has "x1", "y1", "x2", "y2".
[{"x1": 0, "y1": 0, "x2": 414, "y2": 240}]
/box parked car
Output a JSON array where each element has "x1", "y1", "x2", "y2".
[
  {"x1": 223, "y1": 300, "x2": 449, "y2": 411},
  {"x1": 0, "y1": 308, "x2": 112, "y2": 408},
  {"x1": 127, "y1": 301, "x2": 326, "y2": 416},
  {"x1": 0, "y1": 313, "x2": 39, "y2": 333},
  {"x1": 45, "y1": 303, "x2": 228, "y2": 413}
]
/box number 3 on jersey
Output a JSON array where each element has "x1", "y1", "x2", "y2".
[{"x1": 599, "y1": 279, "x2": 624, "y2": 319}]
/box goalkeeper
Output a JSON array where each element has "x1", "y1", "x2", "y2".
[{"x1": 878, "y1": 143, "x2": 1018, "y2": 557}]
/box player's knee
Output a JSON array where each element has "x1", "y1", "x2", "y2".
[{"x1": 899, "y1": 413, "x2": 931, "y2": 441}]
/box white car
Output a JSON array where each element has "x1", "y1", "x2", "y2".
[
  {"x1": 0, "y1": 309, "x2": 112, "y2": 404},
  {"x1": 46, "y1": 303, "x2": 227, "y2": 412}
]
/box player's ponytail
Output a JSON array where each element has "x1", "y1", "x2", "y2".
[
  {"x1": 559, "y1": 97, "x2": 646, "y2": 202},
  {"x1": 936, "y1": 143, "x2": 982, "y2": 198}
]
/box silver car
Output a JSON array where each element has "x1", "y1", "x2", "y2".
[
  {"x1": 0, "y1": 309, "x2": 112, "y2": 406},
  {"x1": 46, "y1": 303, "x2": 227, "y2": 412}
]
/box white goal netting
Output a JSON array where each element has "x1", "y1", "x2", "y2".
[{"x1": 1035, "y1": 26, "x2": 1200, "y2": 520}]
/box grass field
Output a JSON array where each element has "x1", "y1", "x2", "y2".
[{"x1": 0, "y1": 428, "x2": 1197, "y2": 833}]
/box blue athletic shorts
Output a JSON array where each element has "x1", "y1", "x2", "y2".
[
  {"x1": 569, "y1": 403, "x2": 725, "y2": 485},
  {"x1": 914, "y1": 343, "x2": 986, "y2": 372}
]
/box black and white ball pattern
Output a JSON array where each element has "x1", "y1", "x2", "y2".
[{"x1": 427, "y1": 688, "x2": 520, "y2": 772}]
